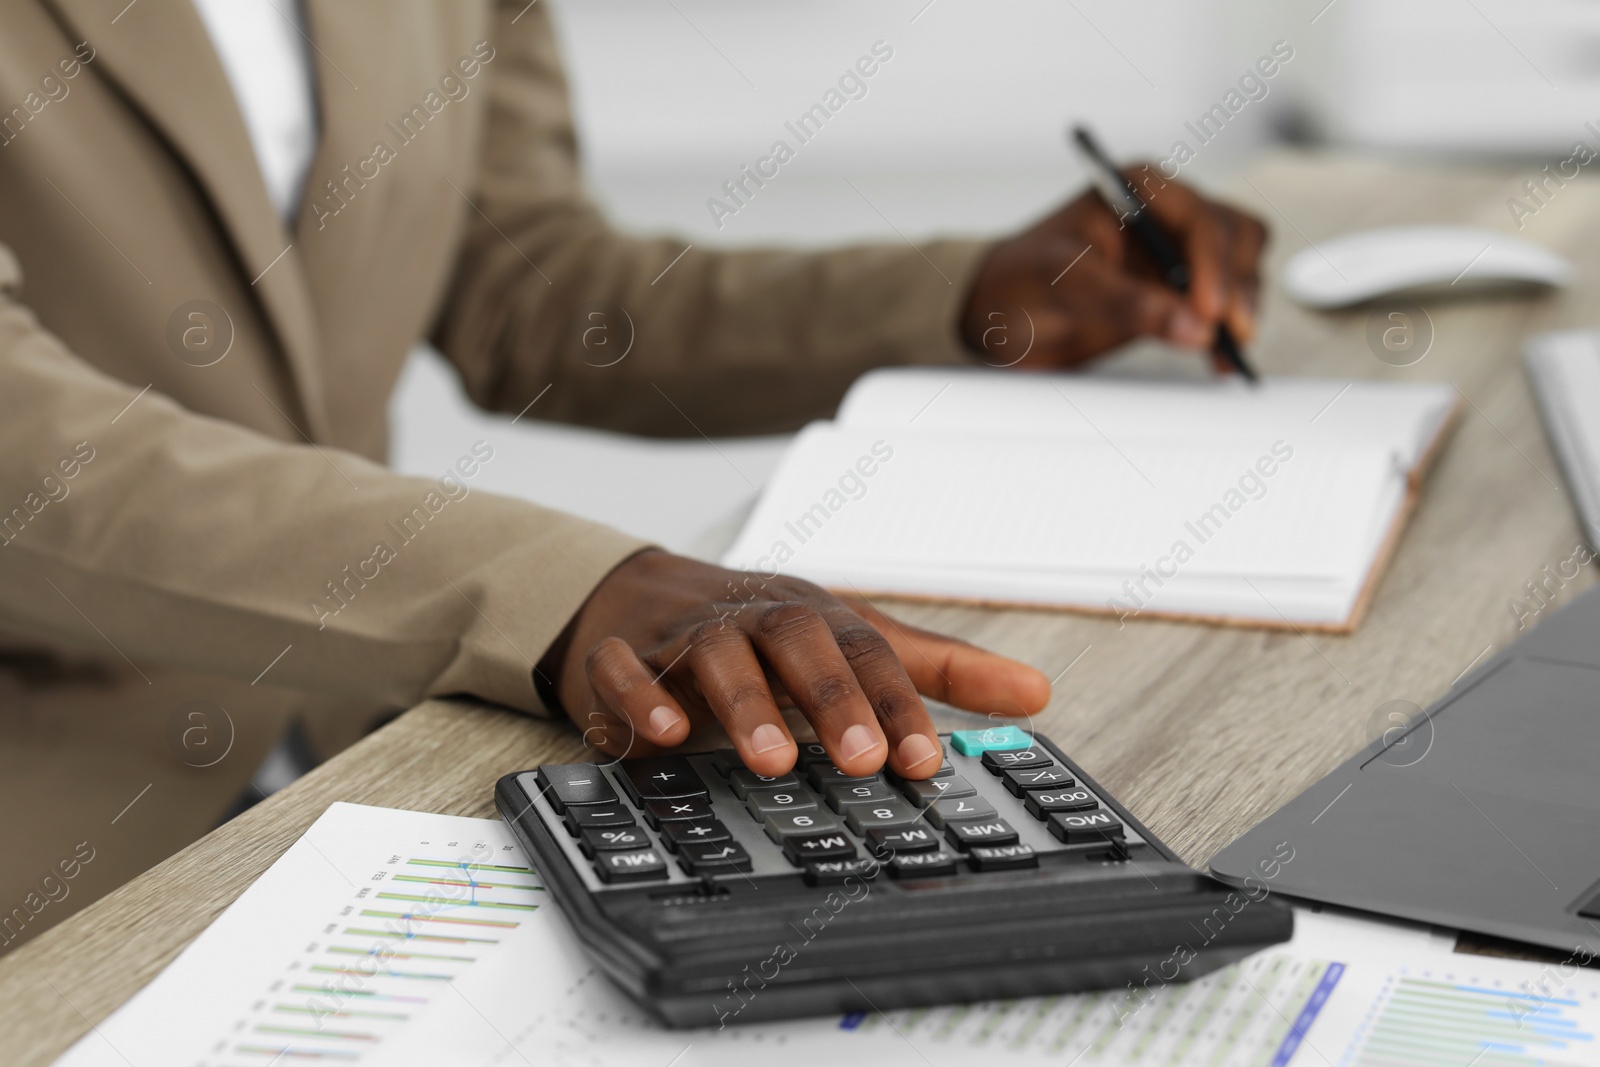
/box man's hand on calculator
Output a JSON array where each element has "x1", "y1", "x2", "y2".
[{"x1": 539, "y1": 550, "x2": 1051, "y2": 782}]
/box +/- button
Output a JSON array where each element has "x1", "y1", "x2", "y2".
[{"x1": 1001, "y1": 766, "x2": 1075, "y2": 795}]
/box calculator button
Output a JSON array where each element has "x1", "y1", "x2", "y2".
[
  {"x1": 807, "y1": 764, "x2": 881, "y2": 790},
  {"x1": 708, "y1": 749, "x2": 745, "y2": 778},
  {"x1": 579, "y1": 825, "x2": 651, "y2": 856},
  {"x1": 658, "y1": 818, "x2": 732, "y2": 851},
  {"x1": 746, "y1": 786, "x2": 820, "y2": 819},
  {"x1": 729, "y1": 768, "x2": 800, "y2": 798},
  {"x1": 644, "y1": 797, "x2": 715, "y2": 827},
  {"x1": 1002, "y1": 766, "x2": 1075, "y2": 795},
  {"x1": 795, "y1": 741, "x2": 833, "y2": 766},
  {"x1": 866, "y1": 825, "x2": 942, "y2": 855},
  {"x1": 534, "y1": 764, "x2": 618, "y2": 813},
  {"x1": 980, "y1": 747, "x2": 1053, "y2": 774},
  {"x1": 804, "y1": 859, "x2": 878, "y2": 886},
  {"x1": 927, "y1": 796, "x2": 997, "y2": 829},
  {"x1": 593, "y1": 847, "x2": 668, "y2": 883},
  {"x1": 901, "y1": 775, "x2": 976, "y2": 807},
  {"x1": 945, "y1": 817, "x2": 1020, "y2": 850},
  {"x1": 616, "y1": 757, "x2": 707, "y2": 804},
  {"x1": 1024, "y1": 789, "x2": 1099, "y2": 817},
  {"x1": 968, "y1": 843, "x2": 1039, "y2": 871},
  {"x1": 678, "y1": 841, "x2": 753, "y2": 874},
  {"x1": 949, "y1": 726, "x2": 1034, "y2": 756},
  {"x1": 844, "y1": 798, "x2": 922, "y2": 833},
  {"x1": 1048, "y1": 810, "x2": 1125, "y2": 845},
  {"x1": 888, "y1": 760, "x2": 954, "y2": 781},
  {"x1": 764, "y1": 810, "x2": 841, "y2": 841},
  {"x1": 888, "y1": 848, "x2": 961, "y2": 878},
  {"x1": 564, "y1": 804, "x2": 635, "y2": 832},
  {"x1": 825, "y1": 779, "x2": 899, "y2": 811},
  {"x1": 782, "y1": 830, "x2": 856, "y2": 865}
]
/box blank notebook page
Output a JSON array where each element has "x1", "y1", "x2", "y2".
[{"x1": 724, "y1": 369, "x2": 1457, "y2": 628}]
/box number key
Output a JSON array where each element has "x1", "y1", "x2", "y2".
[
  {"x1": 844, "y1": 798, "x2": 922, "y2": 833},
  {"x1": 1023, "y1": 789, "x2": 1098, "y2": 817},
  {"x1": 901, "y1": 775, "x2": 976, "y2": 808},
  {"x1": 927, "y1": 795, "x2": 996, "y2": 830},
  {"x1": 764, "y1": 810, "x2": 842, "y2": 842},
  {"x1": 825, "y1": 779, "x2": 898, "y2": 811},
  {"x1": 729, "y1": 768, "x2": 799, "y2": 799},
  {"x1": 746, "y1": 786, "x2": 820, "y2": 820}
]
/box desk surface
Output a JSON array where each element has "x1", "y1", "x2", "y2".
[{"x1": 6, "y1": 152, "x2": 1597, "y2": 1064}]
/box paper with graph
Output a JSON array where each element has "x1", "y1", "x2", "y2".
[
  {"x1": 722, "y1": 368, "x2": 1459, "y2": 630},
  {"x1": 51, "y1": 804, "x2": 1600, "y2": 1066}
]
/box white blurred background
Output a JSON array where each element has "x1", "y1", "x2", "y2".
[{"x1": 394, "y1": 0, "x2": 1598, "y2": 551}]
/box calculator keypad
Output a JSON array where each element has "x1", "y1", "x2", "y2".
[{"x1": 521, "y1": 730, "x2": 1146, "y2": 891}]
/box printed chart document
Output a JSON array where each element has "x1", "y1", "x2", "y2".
[
  {"x1": 722, "y1": 368, "x2": 1459, "y2": 630},
  {"x1": 54, "y1": 804, "x2": 1600, "y2": 1067}
]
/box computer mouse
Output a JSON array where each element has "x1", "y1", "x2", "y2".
[{"x1": 1281, "y1": 225, "x2": 1572, "y2": 309}]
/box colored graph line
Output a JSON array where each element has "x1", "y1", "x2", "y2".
[
  {"x1": 341, "y1": 926, "x2": 500, "y2": 945},
  {"x1": 255, "y1": 1024, "x2": 379, "y2": 1042},
  {"x1": 358, "y1": 908, "x2": 520, "y2": 929},
  {"x1": 325, "y1": 945, "x2": 477, "y2": 963},
  {"x1": 233, "y1": 1044, "x2": 361, "y2": 1060},
  {"x1": 390, "y1": 874, "x2": 544, "y2": 891},
  {"x1": 273, "y1": 1004, "x2": 410, "y2": 1022},
  {"x1": 309, "y1": 965, "x2": 453, "y2": 981},
  {"x1": 405, "y1": 858, "x2": 531, "y2": 874},
  {"x1": 375, "y1": 891, "x2": 538, "y2": 911},
  {"x1": 290, "y1": 984, "x2": 429, "y2": 1004},
  {"x1": 1357, "y1": 975, "x2": 1596, "y2": 1067}
]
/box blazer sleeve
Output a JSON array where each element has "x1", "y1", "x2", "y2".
[
  {"x1": 431, "y1": 0, "x2": 993, "y2": 438},
  {"x1": 0, "y1": 244, "x2": 647, "y2": 717}
]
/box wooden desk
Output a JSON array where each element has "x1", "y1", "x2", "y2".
[{"x1": 4, "y1": 152, "x2": 1596, "y2": 1064}]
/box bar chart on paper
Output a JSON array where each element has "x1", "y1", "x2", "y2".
[
  {"x1": 229, "y1": 853, "x2": 542, "y2": 1061},
  {"x1": 1345, "y1": 967, "x2": 1599, "y2": 1067},
  {"x1": 837, "y1": 911, "x2": 1600, "y2": 1067}
]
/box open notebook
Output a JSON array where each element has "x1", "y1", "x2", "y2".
[{"x1": 722, "y1": 368, "x2": 1460, "y2": 631}]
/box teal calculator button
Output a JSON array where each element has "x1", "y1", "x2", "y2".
[{"x1": 950, "y1": 726, "x2": 1034, "y2": 756}]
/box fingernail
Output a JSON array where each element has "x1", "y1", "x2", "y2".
[
  {"x1": 750, "y1": 723, "x2": 789, "y2": 755},
  {"x1": 839, "y1": 724, "x2": 881, "y2": 763},
  {"x1": 897, "y1": 733, "x2": 940, "y2": 771},
  {"x1": 648, "y1": 705, "x2": 681, "y2": 738},
  {"x1": 1176, "y1": 310, "x2": 1212, "y2": 348}
]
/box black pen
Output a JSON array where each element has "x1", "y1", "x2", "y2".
[{"x1": 1070, "y1": 125, "x2": 1259, "y2": 384}]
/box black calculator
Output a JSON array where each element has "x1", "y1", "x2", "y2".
[{"x1": 495, "y1": 727, "x2": 1292, "y2": 1027}]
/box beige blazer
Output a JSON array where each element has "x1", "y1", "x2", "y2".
[{"x1": 0, "y1": 0, "x2": 984, "y2": 950}]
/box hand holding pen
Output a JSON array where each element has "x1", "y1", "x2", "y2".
[{"x1": 958, "y1": 128, "x2": 1267, "y2": 375}]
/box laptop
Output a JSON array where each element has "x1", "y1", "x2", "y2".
[{"x1": 1211, "y1": 584, "x2": 1600, "y2": 952}]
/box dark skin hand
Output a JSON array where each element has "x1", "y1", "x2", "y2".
[
  {"x1": 962, "y1": 166, "x2": 1269, "y2": 370},
  {"x1": 540, "y1": 550, "x2": 1051, "y2": 781}
]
